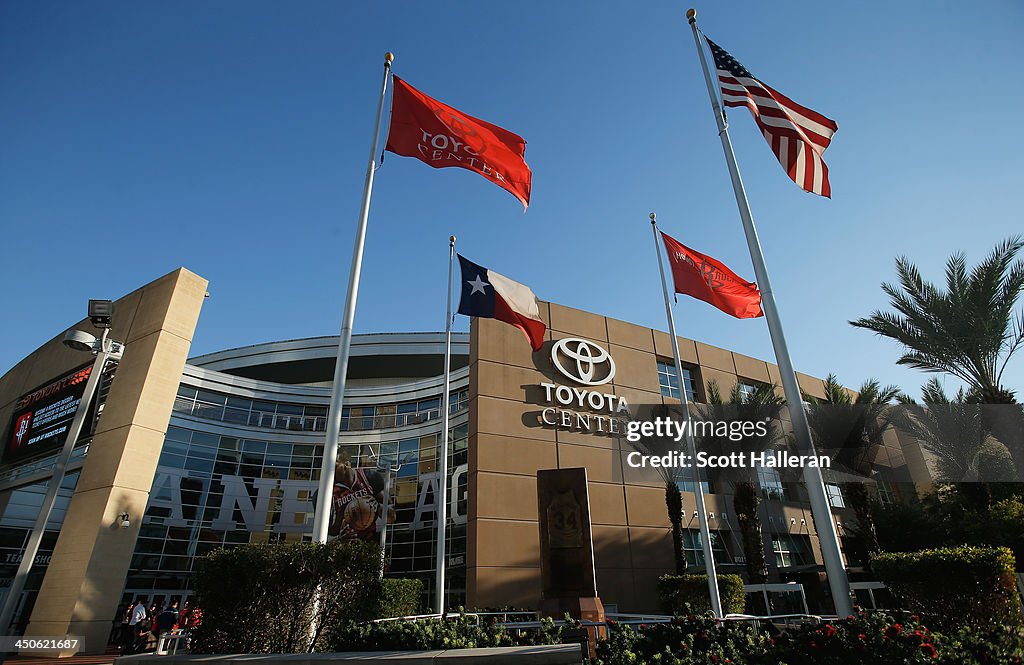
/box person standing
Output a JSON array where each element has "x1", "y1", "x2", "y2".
[
  {"x1": 156, "y1": 601, "x2": 179, "y2": 648},
  {"x1": 123, "y1": 599, "x2": 147, "y2": 654}
]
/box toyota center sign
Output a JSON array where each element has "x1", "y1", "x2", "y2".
[{"x1": 535, "y1": 338, "x2": 629, "y2": 436}]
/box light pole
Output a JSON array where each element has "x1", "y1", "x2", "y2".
[{"x1": 0, "y1": 300, "x2": 124, "y2": 635}]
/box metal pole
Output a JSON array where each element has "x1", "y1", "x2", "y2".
[
  {"x1": 377, "y1": 466, "x2": 392, "y2": 579},
  {"x1": 312, "y1": 52, "x2": 394, "y2": 544},
  {"x1": 684, "y1": 9, "x2": 852, "y2": 617},
  {"x1": 0, "y1": 330, "x2": 112, "y2": 634},
  {"x1": 435, "y1": 235, "x2": 455, "y2": 616},
  {"x1": 650, "y1": 213, "x2": 723, "y2": 618}
]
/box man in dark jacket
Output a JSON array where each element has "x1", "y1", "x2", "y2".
[{"x1": 154, "y1": 598, "x2": 179, "y2": 651}]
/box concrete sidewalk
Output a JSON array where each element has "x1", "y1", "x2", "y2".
[
  {"x1": 115, "y1": 644, "x2": 583, "y2": 665},
  {"x1": 2, "y1": 647, "x2": 121, "y2": 665}
]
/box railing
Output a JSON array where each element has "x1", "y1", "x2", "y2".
[
  {"x1": 177, "y1": 402, "x2": 467, "y2": 432},
  {"x1": 850, "y1": 581, "x2": 889, "y2": 610}
]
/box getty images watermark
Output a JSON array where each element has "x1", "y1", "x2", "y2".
[{"x1": 623, "y1": 417, "x2": 830, "y2": 469}]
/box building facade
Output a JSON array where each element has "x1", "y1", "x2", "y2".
[{"x1": 0, "y1": 269, "x2": 926, "y2": 653}]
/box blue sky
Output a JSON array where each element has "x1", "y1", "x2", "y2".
[{"x1": 2, "y1": 1, "x2": 1023, "y2": 397}]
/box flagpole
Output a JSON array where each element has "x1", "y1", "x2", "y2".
[
  {"x1": 312, "y1": 52, "x2": 394, "y2": 545},
  {"x1": 650, "y1": 213, "x2": 723, "y2": 618},
  {"x1": 685, "y1": 9, "x2": 852, "y2": 617},
  {"x1": 435, "y1": 235, "x2": 456, "y2": 616}
]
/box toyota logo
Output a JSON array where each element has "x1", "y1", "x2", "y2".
[{"x1": 551, "y1": 338, "x2": 616, "y2": 386}]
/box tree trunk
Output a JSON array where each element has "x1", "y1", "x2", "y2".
[
  {"x1": 844, "y1": 482, "x2": 877, "y2": 569},
  {"x1": 665, "y1": 481, "x2": 687, "y2": 574},
  {"x1": 734, "y1": 482, "x2": 768, "y2": 584}
]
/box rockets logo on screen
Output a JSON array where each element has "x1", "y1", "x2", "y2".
[{"x1": 10, "y1": 413, "x2": 32, "y2": 452}]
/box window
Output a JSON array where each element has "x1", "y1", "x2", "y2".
[
  {"x1": 682, "y1": 530, "x2": 730, "y2": 566},
  {"x1": 772, "y1": 535, "x2": 812, "y2": 567},
  {"x1": 875, "y1": 480, "x2": 896, "y2": 506},
  {"x1": 826, "y1": 483, "x2": 845, "y2": 508},
  {"x1": 757, "y1": 467, "x2": 785, "y2": 500},
  {"x1": 676, "y1": 479, "x2": 711, "y2": 495},
  {"x1": 170, "y1": 385, "x2": 467, "y2": 432},
  {"x1": 737, "y1": 380, "x2": 769, "y2": 403},
  {"x1": 657, "y1": 360, "x2": 697, "y2": 401}
]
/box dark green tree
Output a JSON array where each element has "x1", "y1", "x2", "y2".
[
  {"x1": 851, "y1": 237, "x2": 1024, "y2": 469},
  {"x1": 895, "y1": 379, "x2": 1017, "y2": 513},
  {"x1": 850, "y1": 237, "x2": 1024, "y2": 404},
  {"x1": 622, "y1": 403, "x2": 689, "y2": 573},
  {"x1": 804, "y1": 374, "x2": 900, "y2": 559},
  {"x1": 700, "y1": 380, "x2": 787, "y2": 584}
]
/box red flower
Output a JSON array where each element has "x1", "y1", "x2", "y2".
[
  {"x1": 920, "y1": 643, "x2": 937, "y2": 658},
  {"x1": 858, "y1": 634, "x2": 867, "y2": 641},
  {"x1": 883, "y1": 624, "x2": 903, "y2": 639},
  {"x1": 824, "y1": 624, "x2": 838, "y2": 638}
]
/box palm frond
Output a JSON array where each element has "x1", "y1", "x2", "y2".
[{"x1": 851, "y1": 238, "x2": 1024, "y2": 402}]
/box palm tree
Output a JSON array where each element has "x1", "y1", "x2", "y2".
[
  {"x1": 850, "y1": 237, "x2": 1024, "y2": 404},
  {"x1": 804, "y1": 374, "x2": 900, "y2": 559},
  {"x1": 623, "y1": 403, "x2": 690, "y2": 573},
  {"x1": 805, "y1": 374, "x2": 901, "y2": 477},
  {"x1": 699, "y1": 380, "x2": 787, "y2": 584},
  {"x1": 896, "y1": 379, "x2": 1017, "y2": 487}
]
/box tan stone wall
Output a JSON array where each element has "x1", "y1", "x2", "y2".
[
  {"x1": 0, "y1": 268, "x2": 207, "y2": 654},
  {"x1": 466, "y1": 301, "x2": 876, "y2": 612}
]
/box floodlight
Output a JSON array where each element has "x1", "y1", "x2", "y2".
[
  {"x1": 88, "y1": 299, "x2": 113, "y2": 329},
  {"x1": 63, "y1": 330, "x2": 99, "y2": 353}
]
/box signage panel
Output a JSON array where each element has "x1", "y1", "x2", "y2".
[{"x1": 4, "y1": 363, "x2": 95, "y2": 463}]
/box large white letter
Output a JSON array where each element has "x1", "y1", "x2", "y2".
[
  {"x1": 211, "y1": 475, "x2": 278, "y2": 532},
  {"x1": 274, "y1": 479, "x2": 318, "y2": 533},
  {"x1": 148, "y1": 466, "x2": 191, "y2": 527}
]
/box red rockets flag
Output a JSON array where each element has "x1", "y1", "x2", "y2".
[
  {"x1": 385, "y1": 76, "x2": 532, "y2": 210},
  {"x1": 662, "y1": 232, "x2": 763, "y2": 319}
]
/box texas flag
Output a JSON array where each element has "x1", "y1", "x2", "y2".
[{"x1": 457, "y1": 255, "x2": 546, "y2": 351}]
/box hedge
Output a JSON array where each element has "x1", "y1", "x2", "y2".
[
  {"x1": 872, "y1": 545, "x2": 1024, "y2": 631},
  {"x1": 190, "y1": 539, "x2": 382, "y2": 653},
  {"x1": 379, "y1": 578, "x2": 423, "y2": 618},
  {"x1": 657, "y1": 573, "x2": 746, "y2": 616},
  {"x1": 330, "y1": 614, "x2": 575, "y2": 652}
]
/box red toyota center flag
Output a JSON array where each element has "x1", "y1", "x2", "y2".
[
  {"x1": 662, "y1": 232, "x2": 763, "y2": 319},
  {"x1": 385, "y1": 76, "x2": 532, "y2": 210}
]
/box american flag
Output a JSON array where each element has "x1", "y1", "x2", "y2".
[{"x1": 706, "y1": 37, "x2": 838, "y2": 198}]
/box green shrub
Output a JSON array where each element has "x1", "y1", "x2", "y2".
[
  {"x1": 936, "y1": 623, "x2": 1024, "y2": 665},
  {"x1": 190, "y1": 539, "x2": 382, "y2": 653},
  {"x1": 658, "y1": 573, "x2": 746, "y2": 616},
  {"x1": 593, "y1": 614, "x2": 771, "y2": 665},
  {"x1": 379, "y1": 578, "x2": 423, "y2": 618},
  {"x1": 872, "y1": 545, "x2": 1024, "y2": 631},
  {"x1": 330, "y1": 613, "x2": 576, "y2": 652}
]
